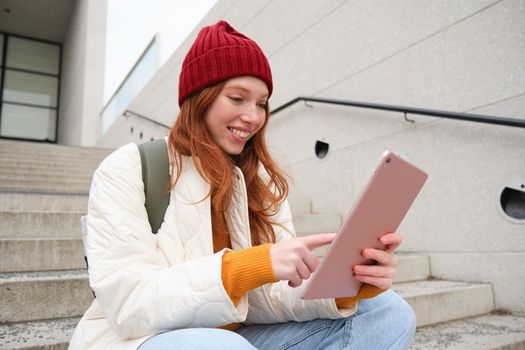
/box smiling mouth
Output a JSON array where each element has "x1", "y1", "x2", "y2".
[{"x1": 228, "y1": 127, "x2": 250, "y2": 138}]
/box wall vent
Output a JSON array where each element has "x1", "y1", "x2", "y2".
[
  {"x1": 315, "y1": 140, "x2": 329, "y2": 159},
  {"x1": 499, "y1": 179, "x2": 525, "y2": 224}
]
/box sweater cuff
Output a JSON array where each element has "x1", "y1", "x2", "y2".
[
  {"x1": 221, "y1": 243, "x2": 277, "y2": 306},
  {"x1": 335, "y1": 284, "x2": 386, "y2": 309}
]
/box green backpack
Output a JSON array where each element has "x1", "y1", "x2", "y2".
[
  {"x1": 82, "y1": 139, "x2": 170, "y2": 276},
  {"x1": 137, "y1": 139, "x2": 171, "y2": 234}
]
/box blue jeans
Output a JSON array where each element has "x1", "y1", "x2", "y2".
[{"x1": 138, "y1": 290, "x2": 416, "y2": 349}]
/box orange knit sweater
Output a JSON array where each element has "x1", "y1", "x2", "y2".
[{"x1": 219, "y1": 242, "x2": 384, "y2": 330}]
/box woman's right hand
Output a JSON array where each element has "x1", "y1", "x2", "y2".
[{"x1": 270, "y1": 233, "x2": 336, "y2": 288}]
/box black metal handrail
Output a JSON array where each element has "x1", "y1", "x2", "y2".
[
  {"x1": 124, "y1": 110, "x2": 170, "y2": 129},
  {"x1": 124, "y1": 97, "x2": 525, "y2": 130},
  {"x1": 271, "y1": 97, "x2": 525, "y2": 129}
]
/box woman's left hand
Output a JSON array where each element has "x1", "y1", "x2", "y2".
[{"x1": 352, "y1": 232, "x2": 402, "y2": 290}]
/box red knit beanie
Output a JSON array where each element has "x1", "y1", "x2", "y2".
[{"x1": 178, "y1": 20, "x2": 273, "y2": 107}]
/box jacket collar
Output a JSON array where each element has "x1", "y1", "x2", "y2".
[{"x1": 172, "y1": 155, "x2": 252, "y2": 252}]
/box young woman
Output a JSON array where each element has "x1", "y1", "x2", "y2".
[{"x1": 69, "y1": 20, "x2": 416, "y2": 350}]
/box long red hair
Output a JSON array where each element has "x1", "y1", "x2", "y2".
[{"x1": 168, "y1": 81, "x2": 289, "y2": 248}]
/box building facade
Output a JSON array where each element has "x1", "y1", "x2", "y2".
[{"x1": 0, "y1": 0, "x2": 106, "y2": 146}]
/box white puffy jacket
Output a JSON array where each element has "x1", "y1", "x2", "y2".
[{"x1": 68, "y1": 142, "x2": 356, "y2": 349}]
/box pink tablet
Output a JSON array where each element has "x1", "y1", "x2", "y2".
[{"x1": 301, "y1": 151, "x2": 428, "y2": 299}]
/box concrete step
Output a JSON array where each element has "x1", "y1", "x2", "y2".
[
  {"x1": 0, "y1": 159, "x2": 100, "y2": 174},
  {"x1": 412, "y1": 312, "x2": 525, "y2": 350},
  {"x1": 293, "y1": 213, "x2": 342, "y2": 235},
  {"x1": 0, "y1": 139, "x2": 112, "y2": 156},
  {"x1": 0, "y1": 270, "x2": 92, "y2": 323},
  {"x1": 0, "y1": 142, "x2": 111, "y2": 154},
  {"x1": 3, "y1": 315, "x2": 523, "y2": 350},
  {"x1": 0, "y1": 172, "x2": 94, "y2": 184},
  {"x1": 0, "y1": 317, "x2": 79, "y2": 350},
  {"x1": 1, "y1": 156, "x2": 100, "y2": 166},
  {"x1": 1, "y1": 313, "x2": 521, "y2": 350},
  {"x1": 0, "y1": 152, "x2": 107, "y2": 163},
  {"x1": 0, "y1": 234, "x2": 428, "y2": 277},
  {"x1": 0, "y1": 238, "x2": 85, "y2": 273},
  {"x1": 0, "y1": 173, "x2": 92, "y2": 184},
  {"x1": 0, "y1": 164, "x2": 96, "y2": 177},
  {"x1": 0, "y1": 211, "x2": 83, "y2": 238},
  {"x1": 394, "y1": 254, "x2": 430, "y2": 283},
  {"x1": 0, "y1": 149, "x2": 105, "y2": 165},
  {"x1": 0, "y1": 146, "x2": 108, "y2": 156},
  {"x1": 0, "y1": 149, "x2": 106, "y2": 163},
  {"x1": 0, "y1": 179, "x2": 90, "y2": 194},
  {"x1": 394, "y1": 280, "x2": 494, "y2": 327},
  {"x1": 0, "y1": 265, "x2": 490, "y2": 327},
  {"x1": 0, "y1": 192, "x2": 88, "y2": 212},
  {"x1": 0, "y1": 157, "x2": 101, "y2": 169}
]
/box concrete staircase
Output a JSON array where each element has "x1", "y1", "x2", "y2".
[
  {"x1": 0, "y1": 139, "x2": 110, "y2": 350},
  {"x1": 1, "y1": 139, "x2": 524, "y2": 349}
]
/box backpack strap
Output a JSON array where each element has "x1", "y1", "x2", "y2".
[{"x1": 138, "y1": 139, "x2": 170, "y2": 234}]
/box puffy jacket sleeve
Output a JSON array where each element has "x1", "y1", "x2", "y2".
[
  {"x1": 86, "y1": 144, "x2": 246, "y2": 340},
  {"x1": 245, "y1": 197, "x2": 356, "y2": 324}
]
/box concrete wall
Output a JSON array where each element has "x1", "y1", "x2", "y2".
[
  {"x1": 260, "y1": 0, "x2": 525, "y2": 312},
  {"x1": 58, "y1": 0, "x2": 106, "y2": 146},
  {"x1": 98, "y1": 0, "x2": 525, "y2": 311},
  {"x1": 96, "y1": 113, "x2": 170, "y2": 148}
]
